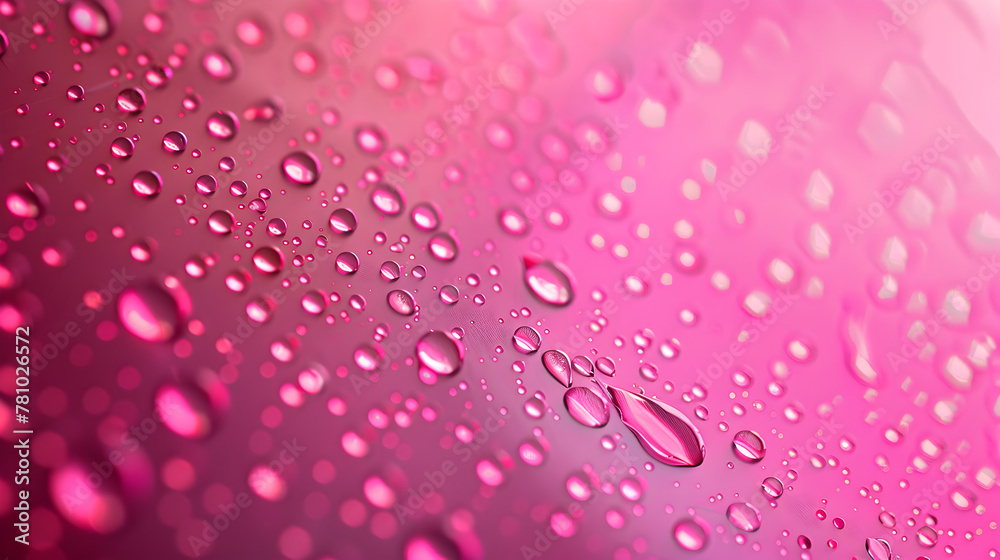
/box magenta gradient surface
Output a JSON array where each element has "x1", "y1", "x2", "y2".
[{"x1": 2, "y1": 0, "x2": 1000, "y2": 559}]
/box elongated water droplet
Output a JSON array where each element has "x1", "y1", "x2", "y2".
[
  {"x1": 564, "y1": 386, "x2": 609, "y2": 427},
  {"x1": 762, "y1": 476, "x2": 783, "y2": 498},
  {"x1": 726, "y1": 502, "x2": 762, "y2": 532},
  {"x1": 411, "y1": 202, "x2": 440, "y2": 231},
  {"x1": 843, "y1": 310, "x2": 882, "y2": 387},
  {"x1": 542, "y1": 349, "x2": 572, "y2": 387},
  {"x1": 524, "y1": 254, "x2": 575, "y2": 306},
  {"x1": 371, "y1": 183, "x2": 405, "y2": 215},
  {"x1": 597, "y1": 379, "x2": 706, "y2": 466},
  {"x1": 673, "y1": 518, "x2": 708, "y2": 551},
  {"x1": 429, "y1": 233, "x2": 458, "y2": 261},
  {"x1": 865, "y1": 537, "x2": 892, "y2": 560}
]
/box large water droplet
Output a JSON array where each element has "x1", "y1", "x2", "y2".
[
  {"x1": 524, "y1": 255, "x2": 575, "y2": 306},
  {"x1": 252, "y1": 246, "x2": 285, "y2": 274},
  {"x1": 67, "y1": 0, "x2": 119, "y2": 38},
  {"x1": 762, "y1": 476, "x2": 784, "y2": 498},
  {"x1": 416, "y1": 331, "x2": 465, "y2": 375},
  {"x1": 732, "y1": 430, "x2": 766, "y2": 462},
  {"x1": 282, "y1": 151, "x2": 321, "y2": 185},
  {"x1": 429, "y1": 233, "x2": 459, "y2": 261},
  {"x1": 208, "y1": 210, "x2": 235, "y2": 234},
  {"x1": 329, "y1": 208, "x2": 358, "y2": 234},
  {"x1": 6, "y1": 183, "x2": 48, "y2": 218},
  {"x1": 371, "y1": 183, "x2": 405, "y2": 215},
  {"x1": 131, "y1": 170, "x2": 162, "y2": 197},
  {"x1": 564, "y1": 386, "x2": 610, "y2": 427},
  {"x1": 116, "y1": 87, "x2": 146, "y2": 113},
  {"x1": 598, "y1": 379, "x2": 706, "y2": 467},
  {"x1": 726, "y1": 502, "x2": 762, "y2": 532},
  {"x1": 542, "y1": 349, "x2": 572, "y2": 387},
  {"x1": 673, "y1": 518, "x2": 708, "y2": 551},
  {"x1": 206, "y1": 110, "x2": 239, "y2": 140},
  {"x1": 865, "y1": 537, "x2": 892, "y2": 560},
  {"x1": 117, "y1": 282, "x2": 184, "y2": 342},
  {"x1": 387, "y1": 289, "x2": 416, "y2": 315},
  {"x1": 411, "y1": 202, "x2": 440, "y2": 231}
]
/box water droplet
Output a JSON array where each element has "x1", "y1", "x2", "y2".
[
  {"x1": 429, "y1": 233, "x2": 459, "y2": 261},
  {"x1": 726, "y1": 502, "x2": 762, "y2": 532},
  {"x1": 5, "y1": 184, "x2": 48, "y2": 218},
  {"x1": 524, "y1": 255, "x2": 574, "y2": 306},
  {"x1": 282, "y1": 151, "x2": 321, "y2": 185},
  {"x1": 865, "y1": 537, "x2": 892, "y2": 560},
  {"x1": 207, "y1": 210, "x2": 235, "y2": 234},
  {"x1": 572, "y1": 355, "x2": 594, "y2": 377},
  {"x1": 673, "y1": 518, "x2": 708, "y2": 551},
  {"x1": 596, "y1": 357, "x2": 616, "y2": 377},
  {"x1": 597, "y1": 379, "x2": 706, "y2": 466},
  {"x1": 564, "y1": 386, "x2": 610, "y2": 427},
  {"x1": 379, "y1": 261, "x2": 401, "y2": 282},
  {"x1": 411, "y1": 202, "x2": 440, "y2": 231},
  {"x1": 639, "y1": 363, "x2": 658, "y2": 381},
  {"x1": 131, "y1": 170, "x2": 162, "y2": 197},
  {"x1": 328, "y1": 208, "x2": 358, "y2": 234},
  {"x1": 732, "y1": 430, "x2": 766, "y2": 462},
  {"x1": 916, "y1": 525, "x2": 938, "y2": 547},
  {"x1": 439, "y1": 284, "x2": 460, "y2": 305},
  {"x1": 336, "y1": 252, "x2": 360, "y2": 274},
  {"x1": 387, "y1": 289, "x2": 416, "y2": 315},
  {"x1": 116, "y1": 87, "x2": 146, "y2": 113},
  {"x1": 542, "y1": 350, "x2": 572, "y2": 387},
  {"x1": 762, "y1": 477, "x2": 783, "y2": 498},
  {"x1": 252, "y1": 246, "x2": 285, "y2": 274},
  {"x1": 161, "y1": 130, "x2": 187, "y2": 153},
  {"x1": 206, "y1": 110, "x2": 239, "y2": 140},
  {"x1": 68, "y1": 0, "x2": 118, "y2": 38},
  {"x1": 354, "y1": 344, "x2": 386, "y2": 371},
  {"x1": 371, "y1": 183, "x2": 405, "y2": 215},
  {"x1": 512, "y1": 326, "x2": 541, "y2": 354},
  {"x1": 499, "y1": 207, "x2": 530, "y2": 236},
  {"x1": 117, "y1": 281, "x2": 185, "y2": 342},
  {"x1": 416, "y1": 331, "x2": 465, "y2": 375},
  {"x1": 202, "y1": 49, "x2": 237, "y2": 80}
]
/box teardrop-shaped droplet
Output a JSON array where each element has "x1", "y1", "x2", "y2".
[
  {"x1": 117, "y1": 283, "x2": 183, "y2": 342},
  {"x1": 598, "y1": 379, "x2": 706, "y2": 467},
  {"x1": 564, "y1": 386, "x2": 609, "y2": 428},
  {"x1": 572, "y1": 355, "x2": 594, "y2": 377},
  {"x1": 542, "y1": 350, "x2": 572, "y2": 387},
  {"x1": 842, "y1": 310, "x2": 882, "y2": 387},
  {"x1": 865, "y1": 537, "x2": 892, "y2": 560},
  {"x1": 329, "y1": 208, "x2": 358, "y2": 234},
  {"x1": 387, "y1": 289, "x2": 416, "y2": 316},
  {"x1": 512, "y1": 326, "x2": 541, "y2": 354},
  {"x1": 732, "y1": 430, "x2": 766, "y2": 463},
  {"x1": 282, "y1": 151, "x2": 320, "y2": 185},
  {"x1": 726, "y1": 502, "x2": 762, "y2": 532},
  {"x1": 416, "y1": 331, "x2": 465, "y2": 375},
  {"x1": 524, "y1": 255, "x2": 574, "y2": 306}
]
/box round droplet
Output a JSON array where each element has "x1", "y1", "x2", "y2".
[
  {"x1": 206, "y1": 110, "x2": 239, "y2": 140},
  {"x1": 379, "y1": 261, "x2": 400, "y2": 282},
  {"x1": 512, "y1": 326, "x2": 541, "y2": 354},
  {"x1": 411, "y1": 202, "x2": 440, "y2": 231},
  {"x1": 282, "y1": 151, "x2": 321, "y2": 185},
  {"x1": 117, "y1": 282, "x2": 184, "y2": 342},
  {"x1": 68, "y1": 0, "x2": 118, "y2": 38},
  {"x1": 336, "y1": 252, "x2": 360, "y2": 274},
  {"x1": 329, "y1": 208, "x2": 358, "y2": 234},
  {"x1": 416, "y1": 331, "x2": 465, "y2": 375},
  {"x1": 387, "y1": 290, "x2": 416, "y2": 315},
  {"x1": 564, "y1": 386, "x2": 610, "y2": 427},
  {"x1": 732, "y1": 430, "x2": 766, "y2": 463},
  {"x1": 131, "y1": 170, "x2": 162, "y2": 197},
  {"x1": 524, "y1": 256, "x2": 574, "y2": 306},
  {"x1": 726, "y1": 502, "x2": 762, "y2": 532},
  {"x1": 429, "y1": 233, "x2": 459, "y2": 261},
  {"x1": 371, "y1": 185, "x2": 404, "y2": 216},
  {"x1": 673, "y1": 518, "x2": 708, "y2": 551},
  {"x1": 207, "y1": 210, "x2": 235, "y2": 235},
  {"x1": 202, "y1": 49, "x2": 237, "y2": 80},
  {"x1": 252, "y1": 246, "x2": 284, "y2": 274},
  {"x1": 761, "y1": 476, "x2": 783, "y2": 498},
  {"x1": 6, "y1": 184, "x2": 48, "y2": 218},
  {"x1": 499, "y1": 207, "x2": 529, "y2": 236},
  {"x1": 915, "y1": 525, "x2": 937, "y2": 547},
  {"x1": 116, "y1": 87, "x2": 146, "y2": 113},
  {"x1": 110, "y1": 136, "x2": 134, "y2": 158},
  {"x1": 162, "y1": 131, "x2": 187, "y2": 153}
]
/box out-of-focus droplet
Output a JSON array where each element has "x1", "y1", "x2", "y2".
[
  {"x1": 416, "y1": 331, "x2": 465, "y2": 375},
  {"x1": 67, "y1": 0, "x2": 119, "y2": 38},
  {"x1": 117, "y1": 281, "x2": 185, "y2": 342},
  {"x1": 726, "y1": 502, "x2": 762, "y2": 532},
  {"x1": 673, "y1": 518, "x2": 708, "y2": 551},
  {"x1": 429, "y1": 233, "x2": 459, "y2": 261},
  {"x1": 523, "y1": 254, "x2": 574, "y2": 306},
  {"x1": 411, "y1": 202, "x2": 440, "y2": 231}
]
